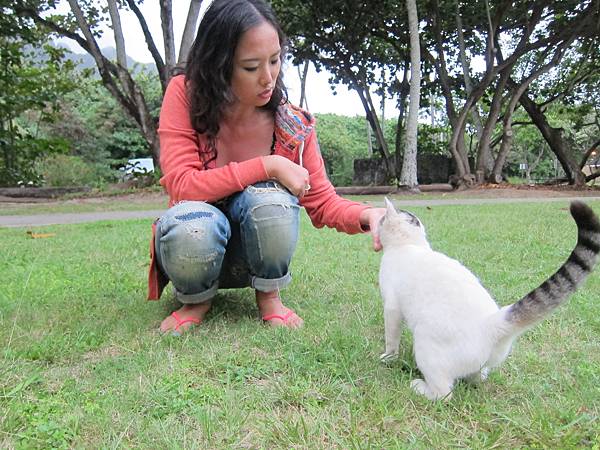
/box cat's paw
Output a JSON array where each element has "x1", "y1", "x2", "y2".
[
  {"x1": 410, "y1": 378, "x2": 453, "y2": 401},
  {"x1": 410, "y1": 378, "x2": 428, "y2": 395},
  {"x1": 480, "y1": 367, "x2": 490, "y2": 381},
  {"x1": 466, "y1": 367, "x2": 490, "y2": 384},
  {"x1": 380, "y1": 352, "x2": 399, "y2": 364}
]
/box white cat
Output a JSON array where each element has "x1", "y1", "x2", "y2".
[{"x1": 377, "y1": 198, "x2": 600, "y2": 400}]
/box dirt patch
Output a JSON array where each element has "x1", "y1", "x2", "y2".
[
  {"x1": 62, "y1": 190, "x2": 168, "y2": 205},
  {"x1": 0, "y1": 188, "x2": 168, "y2": 207},
  {"x1": 445, "y1": 183, "x2": 600, "y2": 199},
  {"x1": 0, "y1": 195, "x2": 53, "y2": 204},
  {"x1": 339, "y1": 182, "x2": 600, "y2": 200}
]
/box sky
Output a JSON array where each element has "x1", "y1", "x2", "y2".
[{"x1": 56, "y1": 0, "x2": 391, "y2": 117}]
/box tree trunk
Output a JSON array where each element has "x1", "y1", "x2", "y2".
[
  {"x1": 394, "y1": 59, "x2": 410, "y2": 180},
  {"x1": 160, "y1": 0, "x2": 175, "y2": 77},
  {"x1": 519, "y1": 92, "x2": 586, "y2": 185},
  {"x1": 491, "y1": 45, "x2": 568, "y2": 182},
  {"x1": 107, "y1": 0, "x2": 130, "y2": 96},
  {"x1": 178, "y1": 0, "x2": 203, "y2": 64},
  {"x1": 456, "y1": 6, "x2": 488, "y2": 177},
  {"x1": 297, "y1": 60, "x2": 310, "y2": 110},
  {"x1": 477, "y1": 67, "x2": 511, "y2": 179},
  {"x1": 107, "y1": 0, "x2": 127, "y2": 70},
  {"x1": 429, "y1": 0, "x2": 471, "y2": 180},
  {"x1": 524, "y1": 146, "x2": 546, "y2": 184},
  {"x1": 399, "y1": 0, "x2": 420, "y2": 189},
  {"x1": 490, "y1": 108, "x2": 516, "y2": 183},
  {"x1": 362, "y1": 82, "x2": 389, "y2": 161},
  {"x1": 352, "y1": 73, "x2": 392, "y2": 177}
]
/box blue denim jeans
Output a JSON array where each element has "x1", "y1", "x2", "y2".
[{"x1": 154, "y1": 181, "x2": 300, "y2": 304}]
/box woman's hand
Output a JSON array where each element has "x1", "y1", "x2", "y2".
[
  {"x1": 263, "y1": 155, "x2": 310, "y2": 198},
  {"x1": 359, "y1": 207, "x2": 387, "y2": 251}
]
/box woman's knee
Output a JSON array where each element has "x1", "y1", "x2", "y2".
[
  {"x1": 237, "y1": 181, "x2": 299, "y2": 224},
  {"x1": 250, "y1": 201, "x2": 300, "y2": 259},
  {"x1": 155, "y1": 201, "x2": 230, "y2": 293},
  {"x1": 234, "y1": 182, "x2": 300, "y2": 268}
]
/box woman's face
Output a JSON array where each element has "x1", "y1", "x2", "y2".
[{"x1": 231, "y1": 22, "x2": 281, "y2": 108}]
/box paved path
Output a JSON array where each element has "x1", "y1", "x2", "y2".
[
  {"x1": 2, "y1": 196, "x2": 599, "y2": 228},
  {"x1": 0, "y1": 209, "x2": 164, "y2": 228}
]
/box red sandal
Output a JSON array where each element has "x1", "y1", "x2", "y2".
[
  {"x1": 170, "y1": 311, "x2": 201, "y2": 334},
  {"x1": 262, "y1": 309, "x2": 300, "y2": 326}
]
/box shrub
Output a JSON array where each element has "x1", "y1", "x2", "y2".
[{"x1": 35, "y1": 154, "x2": 108, "y2": 187}]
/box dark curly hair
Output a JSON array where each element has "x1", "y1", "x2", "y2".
[{"x1": 184, "y1": 0, "x2": 288, "y2": 145}]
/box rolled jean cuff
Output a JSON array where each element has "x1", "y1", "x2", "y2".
[
  {"x1": 252, "y1": 273, "x2": 292, "y2": 292},
  {"x1": 174, "y1": 282, "x2": 218, "y2": 304}
]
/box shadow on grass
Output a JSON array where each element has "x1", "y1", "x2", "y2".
[{"x1": 160, "y1": 288, "x2": 261, "y2": 324}]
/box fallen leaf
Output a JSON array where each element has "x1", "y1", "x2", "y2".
[{"x1": 26, "y1": 231, "x2": 56, "y2": 239}]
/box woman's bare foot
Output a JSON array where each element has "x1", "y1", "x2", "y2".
[
  {"x1": 160, "y1": 302, "x2": 212, "y2": 334},
  {"x1": 256, "y1": 290, "x2": 303, "y2": 328}
]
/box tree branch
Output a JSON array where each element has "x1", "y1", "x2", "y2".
[
  {"x1": 178, "y1": 0, "x2": 203, "y2": 64},
  {"x1": 580, "y1": 138, "x2": 600, "y2": 170},
  {"x1": 160, "y1": 0, "x2": 176, "y2": 75},
  {"x1": 124, "y1": 0, "x2": 166, "y2": 91},
  {"x1": 586, "y1": 170, "x2": 600, "y2": 183},
  {"x1": 15, "y1": 4, "x2": 90, "y2": 52},
  {"x1": 107, "y1": 0, "x2": 127, "y2": 70}
]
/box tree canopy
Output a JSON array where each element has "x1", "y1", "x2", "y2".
[
  {"x1": 273, "y1": 0, "x2": 600, "y2": 186},
  {"x1": 2, "y1": 0, "x2": 598, "y2": 188}
]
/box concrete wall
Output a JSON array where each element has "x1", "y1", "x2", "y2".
[{"x1": 352, "y1": 155, "x2": 454, "y2": 186}]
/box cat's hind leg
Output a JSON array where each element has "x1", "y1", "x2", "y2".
[
  {"x1": 380, "y1": 304, "x2": 404, "y2": 364},
  {"x1": 412, "y1": 344, "x2": 454, "y2": 400},
  {"x1": 465, "y1": 367, "x2": 490, "y2": 385},
  {"x1": 486, "y1": 337, "x2": 514, "y2": 369}
]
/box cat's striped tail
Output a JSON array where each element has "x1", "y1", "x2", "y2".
[{"x1": 505, "y1": 201, "x2": 600, "y2": 328}]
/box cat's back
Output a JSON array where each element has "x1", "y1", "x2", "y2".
[
  {"x1": 380, "y1": 244, "x2": 476, "y2": 281},
  {"x1": 380, "y1": 244, "x2": 498, "y2": 315}
]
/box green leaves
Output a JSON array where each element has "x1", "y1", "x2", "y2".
[{"x1": 0, "y1": 35, "x2": 79, "y2": 186}]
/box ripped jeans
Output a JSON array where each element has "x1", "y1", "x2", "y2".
[{"x1": 154, "y1": 181, "x2": 300, "y2": 304}]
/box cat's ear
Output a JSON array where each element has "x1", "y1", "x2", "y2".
[{"x1": 384, "y1": 197, "x2": 397, "y2": 216}]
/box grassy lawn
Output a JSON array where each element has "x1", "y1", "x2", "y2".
[{"x1": 1, "y1": 200, "x2": 599, "y2": 448}]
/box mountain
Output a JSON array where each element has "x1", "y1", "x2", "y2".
[{"x1": 51, "y1": 42, "x2": 157, "y2": 74}]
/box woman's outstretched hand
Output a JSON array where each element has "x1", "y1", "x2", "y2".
[
  {"x1": 360, "y1": 207, "x2": 387, "y2": 251},
  {"x1": 263, "y1": 155, "x2": 310, "y2": 198}
]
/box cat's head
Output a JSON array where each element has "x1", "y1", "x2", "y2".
[{"x1": 378, "y1": 197, "x2": 429, "y2": 249}]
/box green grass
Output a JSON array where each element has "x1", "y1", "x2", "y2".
[{"x1": 1, "y1": 201, "x2": 600, "y2": 448}]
